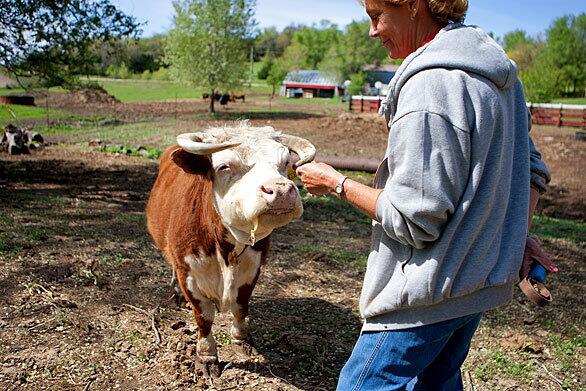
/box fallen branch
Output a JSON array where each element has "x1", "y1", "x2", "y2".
[
  {"x1": 27, "y1": 316, "x2": 56, "y2": 331},
  {"x1": 123, "y1": 304, "x2": 161, "y2": 344},
  {"x1": 151, "y1": 307, "x2": 161, "y2": 344},
  {"x1": 261, "y1": 363, "x2": 293, "y2": 387},
  {"x1": 540, "y1": 362, "x2": 568, "y2": 390},
  {"x1": 83, "y1": 379, "x2": 94, "y2": 391}
]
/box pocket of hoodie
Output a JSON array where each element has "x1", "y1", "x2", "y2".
[
  {"x1": 399, "y1": 252, "x2": 442, "y2": 307},
  {"x1": 367, "y1": 234, "x2": 412, "y2": 310}
]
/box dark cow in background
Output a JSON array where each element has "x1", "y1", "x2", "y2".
[
  {"x1": 202, "y1": 92, "x2": 246, "y2": 105},
  {"x1": 230, "y1": 93, "x2": 245, "y2": 103},
  {"x1": 146, "y1": 122, "x2": 315, "y2": 375}
]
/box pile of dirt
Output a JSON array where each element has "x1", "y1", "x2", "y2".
[
  {"x1": 30, "y1": 86, "x2": 121, "y2": 110},
  {"x1": 67, "y1": 87, "x2": 120, "y2": 105}
]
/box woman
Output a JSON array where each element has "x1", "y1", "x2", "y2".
[{"x1": 296, "y1": 0, "x2": 552, "y2": 389}]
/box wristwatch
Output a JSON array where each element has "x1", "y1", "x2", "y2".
[{"x1": 335, "y1": 176, "x2": 348, "y2": 197}]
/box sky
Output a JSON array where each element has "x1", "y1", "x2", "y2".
[{"x1": 110, "y1": 0, "x2": 585, "y2": 40}]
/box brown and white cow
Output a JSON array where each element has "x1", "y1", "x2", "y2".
[{"x1": 146, "y1": 122, "x2": 315, "y2": 374}]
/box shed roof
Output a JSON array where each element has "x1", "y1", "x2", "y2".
[{"x1": 284, "y1": 70, "x2": 340, "y2": 87}]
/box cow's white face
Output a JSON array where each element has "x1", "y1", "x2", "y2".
[
  {"x1": 176, "y1": 123, "x2": 315, "y2": 244},
  {"x1": 211, "y1": 138, "x2": 302, "y2": 243}
]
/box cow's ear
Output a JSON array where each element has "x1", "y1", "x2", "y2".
[{"x1": 171, "y1": 149, "x2": 212, "y2": 176}]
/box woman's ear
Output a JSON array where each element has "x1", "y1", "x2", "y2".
[{"x1": 409, "y1": 0, "x2": 419, "y2": 19}]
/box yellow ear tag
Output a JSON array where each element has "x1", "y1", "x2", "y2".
[{"x1": 287, "y1": 166, "x2": 297, "y2": 181}]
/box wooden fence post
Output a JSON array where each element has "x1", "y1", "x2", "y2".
[
  {"x1": 361, "y1": 96, "x2": 364, "y2": 113},
  {"x1": 558, "y1": 104, "x2": 562, "y2": 127}
]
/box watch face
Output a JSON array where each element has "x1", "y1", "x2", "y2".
[{"x1": 335, "y1": 184, "x2": 342, "y2": 194}]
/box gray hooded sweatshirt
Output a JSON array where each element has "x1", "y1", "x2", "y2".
[{"x1": 361, "y1": 23, "x2": 550, "y2": 331}]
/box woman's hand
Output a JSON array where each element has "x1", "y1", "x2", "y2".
[
  {"x1": 520, "y1": 236, "x2": 558, "y2": 279},
  {"x1": 296, "y1": 162, "x2": 344, "y2": 196}
]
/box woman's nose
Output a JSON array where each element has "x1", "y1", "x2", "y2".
[{"x1": 369, "y1": 22, "x2": 378, "y2": 38}]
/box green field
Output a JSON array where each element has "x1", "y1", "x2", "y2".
[
  {"x1": 94, "y1": 78, "x2": 203, "y2": 102},
  {"x1": 95, "y1": 76, "x2": 273, "y2": 102},
  {"x1": 0, "y1": 87, "x2": 26, "y2": 96},
  {"x1": 0, "y1": 104, "x2": 63, "y2": 124}
]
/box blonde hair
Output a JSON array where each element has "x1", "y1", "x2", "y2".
[{"x1": 359, "y1": 0, "x2": 468, "y2": 24}]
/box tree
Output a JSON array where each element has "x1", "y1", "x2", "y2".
[
  {"x1": 0, "y1": 0, "x2": 141, "y2": 88},
  {"x1": 519, "y1": 13, "x2": 586, "y2": 101},
  {"x1": 542, "y1": 14, "x2": 586, "y2": 96},
  {"x1": 348, "y1": 72, "x2": 367, "y2": 95},
  {"x1": 502, "y1": 29, "x2": 534, "y2": 53},
  {"x1": 93, "y1": 36, "x2": 167, "y2": 76},
  {"x1": 165, "y1": 0, "x2": 256, "y2": 113},
  {"x1": 254, "y1": 27, "x2": 280, "y2": 60},
  {"x1": 320, "y1": 20, "x2": 388, "y2": 81},
  {"x1": 292, "y1": 21, "x2": 342, "y2": 69},
  {"x1": 266, "y1": 59, "x2": 287, "y2": 98},
  {"x1": 501, "y1": 29, "x2": 540, "y2": 73},
  {"x1": 280, "y1": 41, "x2": 309, "y2": 72},
  {"x1": 257, "y1": 52, "x2": 274, "y2": 80}
]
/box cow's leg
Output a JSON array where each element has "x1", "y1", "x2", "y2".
[
  {"x1": 169, "y1": 267, "x2": 186, "y2": 306},
  {"x1": 176, "y1": 271, "x2": 218, "y2": 364},
  {"x1": 230, "y1": 267, "x2": 260, "y2": 344}
]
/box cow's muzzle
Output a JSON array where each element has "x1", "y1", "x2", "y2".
[{"x1": 259, "y1": 181, "x2": 299, "y2": 214}]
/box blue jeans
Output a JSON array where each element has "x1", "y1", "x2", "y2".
[{"x1": 337, "y1": 312, "x2": 483, "y2": 391}]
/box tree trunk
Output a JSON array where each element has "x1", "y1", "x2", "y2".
[{"x1": 210, "y1": 89, "x2": 215, "y2": 113}]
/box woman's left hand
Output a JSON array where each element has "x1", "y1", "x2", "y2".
[
  {"x1": 520, "y1": 236, "x2": 558, "y2": 279},
  {"x1": 296, "y1": 162, "x2": 343, "y2": 196}
]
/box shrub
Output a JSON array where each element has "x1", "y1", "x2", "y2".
[{"x1": 151, "y1": 67, "x2": 171, "y2": 81}]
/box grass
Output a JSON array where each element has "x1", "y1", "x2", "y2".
[
  {"x1": 552, "y1": 97, "x2": 586, "y2": 105},
  {"x1": 474, "y1": 351, "x2": 538, "y2": 382},
  {"x1": 340, "y1": 169, "x2": 375, "y2": 185},
  {"x1": 0, "y1": 87, "x2": 26, "y2": 96},
  {"x1": 0, "y1": 104, "x2": 63, "y2": 123},
  {"x1": 94, "y1": 77, "x2": 273, "y2": 102},
  {"x1": 295, "y1": 243, "x2": 368, "y2": 268},
  {"x1": 40, "y1": 120, "x2": 178, "y2": 147},
  {"x1": 97, "y1": 144, "x2": 162, "y2": 159},
  {"x1": 301, "y1": 190, "x2": 370, "y2": 225},
  {"x1": 531, "y1": 216, "x2": 586, "y2": 245},
  {"x1": 94, "y1": 78, "x2": 204, "y2": 102}
]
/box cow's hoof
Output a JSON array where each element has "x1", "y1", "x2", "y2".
[
  {"x1": 230, "y1": 323, "x2": 249, "y2": 341},
  {"x1": 232, "y1": 339, "x2": 258, "y2": 356},
  {"x1": 173, "y1": 292, "x2": 187, "y2": 307},
  {"x1": 195, "y1": 358, "x2": 223, "y2": 378}
]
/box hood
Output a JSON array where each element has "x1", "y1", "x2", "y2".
[{"x1": 381, "y1": 23, "x2": 518, "y2": 116}]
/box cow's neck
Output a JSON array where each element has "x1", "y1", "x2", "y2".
[{"x1": 224, "y1": 225, "x2": 271, "y2": 247}]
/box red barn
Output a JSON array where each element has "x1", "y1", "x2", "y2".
[{"x1": 282, "y1": 70, "x2": 344, "y2": 99}]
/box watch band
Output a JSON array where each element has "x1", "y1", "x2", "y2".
[{"x1": 335, "y1": 176, "x2": 348, "y2": 196}]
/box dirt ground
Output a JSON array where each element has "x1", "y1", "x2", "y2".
[{"x1": 0, "y1": 93, "x2": 584, "y2": 390}]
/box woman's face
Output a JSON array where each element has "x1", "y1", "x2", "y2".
[{"x1": 365, "y1": 0, "x2": 416, "y2": 59}]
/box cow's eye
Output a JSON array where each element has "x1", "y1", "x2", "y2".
[
  {"x1": 216, "y1": 163, "x2": 230, "y2": 172},
  {"x1": 278, "y1": 160, "x2": 288, "y2": 171}
]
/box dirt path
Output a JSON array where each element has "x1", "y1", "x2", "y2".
[{"x1": 0, "y1": 106, "x2": 584, "y2": 390}]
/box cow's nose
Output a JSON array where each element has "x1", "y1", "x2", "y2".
[
  {"x1": 260, "y1": 185, "x2": 274, "y2": 195},
  {"x1": 259, "y1": 182, "x2": 298, "y2": 207}
]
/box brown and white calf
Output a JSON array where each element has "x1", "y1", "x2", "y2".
[{"x1": 146, "y1": 122, "x2": 314, "y2": 370}]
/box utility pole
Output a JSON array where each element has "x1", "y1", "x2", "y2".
[{"x1": 249, "y1": 46, "x2": 254, "y2": 87}]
